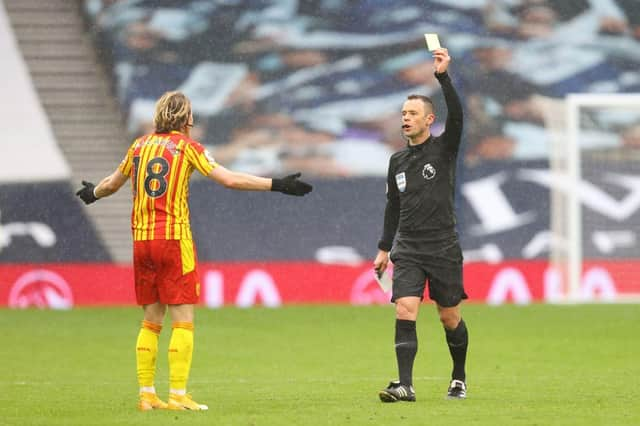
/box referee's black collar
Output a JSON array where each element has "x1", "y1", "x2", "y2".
[{"x1": 407, "y1": 135, "x2": 432, "y2": 151}]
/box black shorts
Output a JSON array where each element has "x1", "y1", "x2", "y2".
[{"x1": 389, "y1": 236, "x2": 467, "y2": 307}]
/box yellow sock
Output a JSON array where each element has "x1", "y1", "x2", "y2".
[
  {"x1": 168, "y1": 322, "x2": 194, "y2": 392},
  {"x1": 136, "y1": 320, "x2": 162, "y2": 389}
]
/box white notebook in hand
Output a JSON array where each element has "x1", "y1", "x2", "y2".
[{"x1": 374, "y1": 269, "x2": 393, "y2": 293}]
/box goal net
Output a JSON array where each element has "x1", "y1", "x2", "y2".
[{"x1": 546, "y1": 94, "x2": 640, "y2": 303}]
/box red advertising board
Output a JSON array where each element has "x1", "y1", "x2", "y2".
[{"x1": 0, "y1": 261, "x2": 638, "y2": 309}]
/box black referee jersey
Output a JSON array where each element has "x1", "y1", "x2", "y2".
[{"x1": 378, "y1": 71, "x2": 463, "y2": 253}]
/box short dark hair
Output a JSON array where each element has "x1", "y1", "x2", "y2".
[{"x1": 407, "y1": 94, "x2": 434, "y2": 112}]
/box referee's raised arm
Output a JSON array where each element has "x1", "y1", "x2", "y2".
[{"x1": 433, "y1": 48, "x2": 463, "y2": 152}]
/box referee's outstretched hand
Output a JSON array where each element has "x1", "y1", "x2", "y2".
[
  {"x1": 271, "y1": 173, "x2": 313, "y2": 196},
  {"x1": 76, "y1": 180, "x2": 99, "y2": 204}
]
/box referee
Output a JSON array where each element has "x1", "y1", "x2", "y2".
[{"x1": 375, "y1": 47, "x2": 469, "y2": 402}]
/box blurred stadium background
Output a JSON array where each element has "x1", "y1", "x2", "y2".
[
  {"x1": 2, "y1": 2, "x2": 640, "y2": 425},
  {"x1": 1, "y1": 0, "x2": 640, "y2": 308}
]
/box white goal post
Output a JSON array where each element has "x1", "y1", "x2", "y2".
[{"x1": 552, "y1": 94, "x2": 640, "y2": 302}]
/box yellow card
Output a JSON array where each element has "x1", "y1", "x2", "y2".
[{"x1": 424, "y1": 33, "x2": 441, "y2": 51}]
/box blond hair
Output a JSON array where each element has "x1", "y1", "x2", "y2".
[{"x1": 153, "y1": 91, "x2": 191, "y2": 133}]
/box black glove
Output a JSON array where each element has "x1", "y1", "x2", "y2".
[
  {"x1": 76, "y1": 180, "x2": 99, "y2": 205},
  {"x1": 271, "y1": 172, "x2": 313, "y2": 196}
]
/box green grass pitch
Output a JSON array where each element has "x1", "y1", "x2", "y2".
[{"x1": 1, "y1": 304, "x2": 638, "y2": 425}]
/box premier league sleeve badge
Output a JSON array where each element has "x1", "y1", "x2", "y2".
[{"x1": 395, "y1": 172, "x2": 406, "y2": 192}]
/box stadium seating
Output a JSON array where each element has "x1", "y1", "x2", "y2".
[
  {"x1": 84, "y1": 0, "x2": 640, "y2": 167},
  {"x1": 79, "y1": 0, "x2": 640, "y2": 263},
  {"x1": 0, "y1": 2, "x2": 109, "y2": 262}
]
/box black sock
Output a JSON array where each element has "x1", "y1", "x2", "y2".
[
  {"x1": 445, "y1": 319, "x2": 468, "y2": 382},
  {"x1": 395, "y1": 319, "x2": 417, "y2": 387}
]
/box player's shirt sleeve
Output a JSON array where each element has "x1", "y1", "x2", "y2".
[
  {"x1": 378, "y1": 154, "x2": 400, "y2": 251},
  {"x1": 118, "y1": 141, "x2": 137, "y2": 176},
  {"x1": 184, "y1": 140, "x2": 218, "y2": 176}
]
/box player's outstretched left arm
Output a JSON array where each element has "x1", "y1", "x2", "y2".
[
  {"x1": 207, "y1": 164, "x2": 312, "y2": 196},
  {"x1": 76, "y1": 169, "x2": 129, "y2": 205}
]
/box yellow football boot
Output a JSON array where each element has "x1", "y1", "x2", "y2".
[
  {"x1": 168, "y1": 393, "x2": 209, "y2": 411},
  {"x1": 137, "y1": 392, "x2": 168, "y2": 411}
]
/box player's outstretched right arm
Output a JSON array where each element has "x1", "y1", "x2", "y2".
[
  {"x1": 207, "y1": 164, "x2": 312, "y2": 196},
  {"x1": 76, "y1": 169, "x2": 129, "y2": 205}
]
